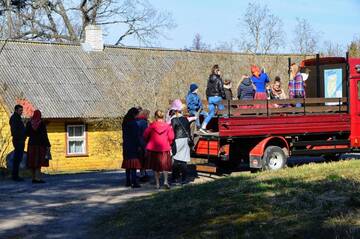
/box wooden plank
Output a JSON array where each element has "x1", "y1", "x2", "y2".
[
  {"x1": 228, "y1": 108, "x2": 268, "y2": 115},
  {"x1": 227, "y1": 99, "x2": 269, "y2": 106},
  {"x1": 196, "y1": 164, "x2": 217, "y2": 173},
  {"x1": 268, "y1": 107, "x2": 304, "y2": 114},
  {"x1": 305, "y1": 105, "x2": 347, "y2": 113},
  {"x1": 304, "y1": 97, "x2": 348, "y2": 104}
]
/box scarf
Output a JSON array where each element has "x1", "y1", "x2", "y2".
[{"x1": 31, "y1": 110, "x2": 42, "y2": 130}]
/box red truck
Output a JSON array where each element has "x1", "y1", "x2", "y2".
[{"x1": 192, "y1": 56, "x2": 360, "y2": 173}]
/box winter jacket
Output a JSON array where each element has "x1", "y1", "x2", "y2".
[
  {"x1": 122, "y1": 120, "x2": 141, "y2": 160},
  {"x1": 289, "y1": 73, "x2": 305, "y2": 99},
  {"x1": 25, "y1": 121, "x2": 51, "y2": 147},
  {"x1": 136, "y1": 117, "x2": 148, "y2": 149},
  {"x1": 144, "y1": 121, "x2": 174, "y2": 152},
  {"x1": 171, "y1": 116, "x2": 191, "y2": 140},
  {"x1": 238, "y1": 78, "x2": 255, "y2": 100},
  {"x1": 9, "y1": 112, "x2": 25, "y2": 143},
  {"x1": 186, "y1": 92, "x2": 203, "y2": 113},
  {"x1": 206, "y1": 74, "x2": 226, "y2": 99},
  {"x1": 251, "y1": 73, "x2": 270, "y2": 93}
]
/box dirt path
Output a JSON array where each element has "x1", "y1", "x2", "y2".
[
  {"x1": 0, "y1": 171, "x2": 187, "y2": 239},
  {"x1": 0, "y1": 156, "x2": 332, "y2": 239}
]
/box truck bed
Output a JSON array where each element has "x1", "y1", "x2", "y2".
[
  {"x1": 218, "y1": 113, "x2": 350, "y2": 137},
  {"x1": 208, "y1": 97, "x2": 350, "y2": 138}
]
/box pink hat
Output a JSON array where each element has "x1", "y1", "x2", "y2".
[{"x1": 170, "y1": 99, "x2": 183, "y2": 111}]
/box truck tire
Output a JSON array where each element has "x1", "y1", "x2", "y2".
[{"x1": 263, "y1": 146, "x2": 287, "y2": 171}]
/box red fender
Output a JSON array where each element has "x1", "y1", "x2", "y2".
[{"x1": 249, "y1": 136, "x2": 289, "y2": 168}]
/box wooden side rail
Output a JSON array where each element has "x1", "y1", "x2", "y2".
[
  {"x1": 220, "y1": 97, "x2": 348, "y2": 116},
  {"x1": 168, "y1": 97, "x2": 348, "y2": 117}
]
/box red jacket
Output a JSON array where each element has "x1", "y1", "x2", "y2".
[{"x1": 144, "y1": 120, "x2": 174, "y2": 152}]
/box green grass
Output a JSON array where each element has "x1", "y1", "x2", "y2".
[{"x1": 92, "y1": 160, "x2": 360, "y2": 239}]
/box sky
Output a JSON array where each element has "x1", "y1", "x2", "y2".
[{"x1": 104, "y1": 0, "x2": 360, "y2": 53}]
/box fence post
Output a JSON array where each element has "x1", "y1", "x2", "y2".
[
  {"x1": 228, "y1": 100, "x2": 230, "y2": 117},
  {"x1": 303, "y1": 98, "x2": 306, "y2": 115}
]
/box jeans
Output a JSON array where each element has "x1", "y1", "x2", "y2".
[
  {"x1": 202, "y1": 96, "x2": 224, "y2": 127},
  {"x1": 189, "y1": 110, "x2": 208, "y2": 127},
  {"x1": 12, "y1": 141, "x2": 24, "y2": 179}
]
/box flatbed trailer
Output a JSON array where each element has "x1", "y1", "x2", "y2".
[{"x1": 191, "y1": 57, "x2": 360, "y2": 173}]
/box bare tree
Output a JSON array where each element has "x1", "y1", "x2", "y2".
[
  {"x1": 238, "y1": 2, "x2": 284, "y2": 54},
  {"x1": 191, "y1": 33, "x2": 211, "y2": 51},
  {"x1": 0, "y1": 0, "x2": 176, "y2": 46},
  {"x1": 348, "y1": 36, "x2": 360, "y2": 57},
  {"x1": 321, "y1": 41, "x2": 345, "y2": 57},
  {"x1": 292, "y1": 18, "x2": 321, "y2": 55},
  {"x1": 213, "y1": 40, "x2": 235, "y2": 52}
]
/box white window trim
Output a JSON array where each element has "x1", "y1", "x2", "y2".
[{"x1": 66, "y1": 124, "x2": 87, "y2": 156}]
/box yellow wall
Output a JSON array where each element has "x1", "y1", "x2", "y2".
[
  {"x1": 0, "y1": 105, "x2": 123, "y2": 173},
  {"x1": 44, "y1": 121, "x2": 122, "y2": 173},
  {"x1": 0, "y1": 104, "x2": 12, "y2": 168}
]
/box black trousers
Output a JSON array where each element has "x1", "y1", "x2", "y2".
[
  {"x1": 172, "y1": 160, "x2": 187, "y2": 182},
  {"x1": 12, "y1": 141, "x2": 24, "y2": 179},
  {"x1": 125, "y1": 169, "x2": 137, "y2": 185}
]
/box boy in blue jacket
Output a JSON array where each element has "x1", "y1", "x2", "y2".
[{"x1": 186, "y1": 83, "x2": 207, "y2": 128}]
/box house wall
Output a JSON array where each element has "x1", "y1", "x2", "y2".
[
  {"x1": 0, "y1": 107, "x2": 122, "y2": 173},
  {"x1": 44, "y1": 120, "x2": 122, "y2": 173},
  {"x1": 0, "y1": 104, "x2": 12, "y2": 168}
]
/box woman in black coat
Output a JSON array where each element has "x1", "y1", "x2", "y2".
[{"x1": 121, "y1": 107, "x2": 142, "y2": 188}]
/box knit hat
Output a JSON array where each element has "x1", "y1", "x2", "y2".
[
  {"x1": 189, "y1": 83, "x2": 198, "y2": 93},
  {"x1": 170, "y1": 99, "x2": 183, "y2": 111}
]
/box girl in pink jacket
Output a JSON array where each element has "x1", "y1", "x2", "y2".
[{"x1": 144, "y1": 110, "x2": 174, "y2": 189}]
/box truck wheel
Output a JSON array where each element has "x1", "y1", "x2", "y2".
[{"x1": 263, "y1": 146, "x2": 287, "y2": 171}]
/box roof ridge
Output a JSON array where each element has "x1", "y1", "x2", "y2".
[
  {"x1": 0, "y1": 39, "x2": 311, "y2": 57},
  {"x1": 0, "y1": 39, "x2": 80, "y2": 47}
]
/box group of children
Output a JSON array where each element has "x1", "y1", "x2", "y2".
[
  {"x1": 186, "y1": 63, "x2": 306, "y2": 133},
  {"x1": 121, "y1": 103, "x2": 192, "y2": 189}
]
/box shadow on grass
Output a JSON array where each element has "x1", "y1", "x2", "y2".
[{"x1": 92, "y1": 173, "x2": 360, "y2": 239}]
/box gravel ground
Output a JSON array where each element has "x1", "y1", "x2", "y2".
[{"x1": 0, "y1": 171, "x2": 163, "y2": 239}]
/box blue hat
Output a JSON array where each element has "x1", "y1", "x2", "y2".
[{"x1": 190, "y1": 83, "x2": 198, "y2": 92}]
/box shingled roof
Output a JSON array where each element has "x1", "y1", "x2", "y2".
[{"x1": 0, "y1": 40, "x2": 308, "y2": 119}]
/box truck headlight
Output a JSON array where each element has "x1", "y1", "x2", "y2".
[{"x1": 356, "y1": 64, "x2": 360, "y2": 73}]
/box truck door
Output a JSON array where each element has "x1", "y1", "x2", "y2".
[{"x1": 349, "y1": 58, "x2": 360, "y2": 147}]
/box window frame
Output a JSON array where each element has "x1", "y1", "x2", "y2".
[{"x1": 65, "y1": 124, "x2": 88, "y2": 157}]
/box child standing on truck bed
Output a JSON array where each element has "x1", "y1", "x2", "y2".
[
  {"x1": 200, "y1": 65, "x2": 226, "y2": 134},
  {"x1": 250, "y1": 65, "x2": 270, "y2": 100},
  {"x1": 288, "y1": 63, "x2": 305, "y2": 107}
]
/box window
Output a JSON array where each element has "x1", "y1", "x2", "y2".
[{"x1": 67, "y1": 125, "x2": 87, "y2": 156}]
